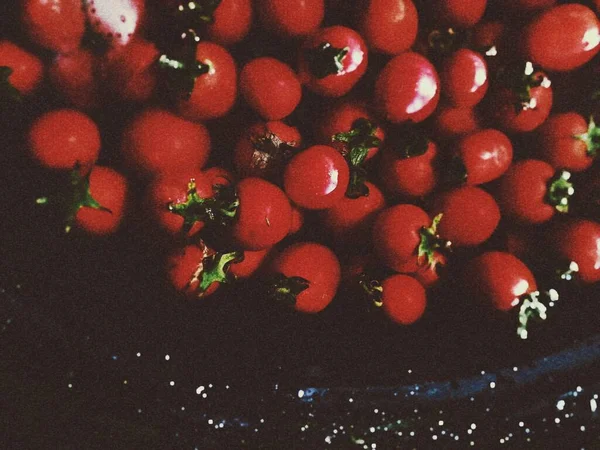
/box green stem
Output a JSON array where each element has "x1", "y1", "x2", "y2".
[
  {"x1": 574, "y1": 116, "x2": 600, "y2": 158},
  {"x1": 268, "y1": 273, "x2": 310, "y2": 307},
  {"x1": 417, "y1": 213, "x2": 448, "y2": 268},
  {"x1": 545, "y1": 170, "x2": 574, "y2": 214},
  {"x1": 516, "y1": 289, "x2": 559, "y2": 340},
  {"x1": 168, "y1": 181, "x2": 239, "y2": 233}
]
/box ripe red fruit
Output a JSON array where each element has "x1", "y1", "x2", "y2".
[
  {"x1": 121, "y1": 109, "x2": 211, "y2": 178},
  {"x1": 455, "y1": 129, "x2": 513, "y2": 185},
  {"x1": 268, "y1": 242, "x2": 340, "y2": 313},
  {"x1": 298, "y1": 26, "x2": 368, "y2": 97},
  {"x1": 550, "y1": 219, "x2": 600, "y2": 284},
  {"x1": 465, "y1": 251, "x2": 538, "y2": 311},
  {"x1": 523, "y1": 4, "x2": 600, "y2": 72},
  {"x1": 234, "y1": 121, "x2": 302, "y2": 180},
  {"x1": 83, "y1": 0, "x2": 146, "y2": 49},
  {"x1": 375, "y1": 52, "x2": 440, "y2": 124},
  {"x1": 176, "y1": 42, "x2": 237, "y2": 121},
  {"x1": 321, "y1": 181, "x2": 386, "y2": 245},
  {"x1": 432, "y1": 104, "x2": 480, "y2": 138},
  {"x1": 166, "y1": 242, "x2": 239, "y2": 299},
  {"x1": 101, "y1": 37, "x2": 159, "y2": 102},
  {"x1": 22, "y1": 0, "x2": 85, "y2": 54},
  {"x1": 257, "y1": 0, "x2": 324, "y2": 37},
  {"x1": 49, "y1": 49, "x2": 100, "y2": 110},
  {"x1": 74, "y1": 166, "x2": 128, "y2": 235},
  {"x1": 432, "y1": 186, "x2": 500, "y2": 247},
  {"x1": 231, "y1": 177, "x2": 292, "y2": 250},
  {"x1": 434, "y1": 0, "x2": 487, "y2": 28},
  {"x1": 317, "y1": 101, "x2": 384, "y2": 161},
  {"x1": 359, "y1": 0, "x2": 418, "y2": 55},
  {"x1": 28, "y1": 109, "x2": 101, "y2": 173},
  {"x1": 440, "y1": 49, "x2": 488, "y2": 108},
  {"x1": 146, "y1": 171, "x2": 215, "y2": 238},
  {"x1": 229, "y1": 248, "x2": 270, "y2": 279},
  {"x1": 239, "y1": 57, "x2": 302, "y2": 120},
  {"x1": 498, "y1": 159, "x2": 574, "y2": 224},
  {"x1": 378, "y1": 136, "x2": 438, "y2": 198},
  {"x1": 381, "y1": 274, "x2": 427, "y2": 325},
  {"x1": 536, "y1": 113, "x2": 598, "y2": 172},
  {"x1": 207, "y1": 0, "x2": 253, "y2": 46},
  {"x1": 0, "y1": 40, "x2": 43, "y2": 96},
  {"x1": 283, "y1": 145, "x2": 350, "y2": 210},
  {"x1": 372, "y1": 204, "x2": 441, "y2": 273}
]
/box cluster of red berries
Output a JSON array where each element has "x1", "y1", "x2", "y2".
[{"x1": 2, "y1": 0, "x2": 600, "y2": 338}]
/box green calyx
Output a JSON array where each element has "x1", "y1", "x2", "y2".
[
  {"x1": 158, "y1": 30, "x2": 210, "y2": 99},
  {"x1": 168, "y1": 180, "x2": 239, "y2": 234},
  {"x1": 516, "y1": 289, "x2": 559, "y2": 340},
  {"x1": 417, "y1": 214, "x2": 448, "y2": 268},
  {"x1": 574, "y1": 116, "x2": 600, "y2": 158},
  {"x1": 545, "y1": 170, "x2": 574, "y2": 214},
  {"x1": 174, "y1": 0, "x2": 223, "y2": 25},
  {"x1": 0, "y1": 66, "x2": 22, "y2": 104},
  {"x1": 36, "y1": 167, "x2": 111, "y2": 233},
  {"x1": 495, "y1": 61, "x2": 551, "y2": 113},
  {"x1": 267, "y1": 273, "x2": 310, "y2": 307},
  {"x1": 306, "y1": 42, "x2": 349, "y2": 79},
  {"x1": 333, "y1": 118, "x2": 382, "y2": 199},
  {"x1": 358, "y1": 274, "x2": 383, "y2": 308},
  {"x1": 188, "y1": 249, "x2": 241, "y2": 297}
]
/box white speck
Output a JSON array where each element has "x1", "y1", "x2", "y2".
[
  {"x1": 590, "y1": 399, "x2": 597, "y2": 412},
  {"x1": 298, "y1": 390, "x2": 305, "y2": 398},
  {"x1": 374, "y1": 409, "x2": 379, "y2": 414},
  {"x1": 594, "y1": 394, "x2": 598, "y2": 399},
  {"x1": 490, "y1": 382, "x2": 496, "y2": 389},
  {"x1": 170, "y1": 381, "x2": 175, "y2": 386},
  {"x1": 468, "y1": 430, "x2": 472, "y2": 435},
  {"x1": 471, "y1": 423, "x2": 477, "y2": 430},
  {"x1": 581, "y1": 426, "x2": 586, "y2": 432},
  {"x1": 136, "y1": 352, "x2": 141, "y2": 357},
  {"x1": 557, "y1": 400, "x2": 566, "y2": 411},
  {"x1": 555, "y1": 418, "x2": 561, "y2": 424},
  {"x1": 481, "y1": 371, "x2": 486, "y2": 375},
  {"x1": 519, "y1": 422, "x2": 524, "y2": 427},
  {"x1": 410, "y1": 431, "x2": 415, "y2": 437},
  {"x1": 325, "y1": 436, "x2": 332, "y2": 444},
  {"x1": 165, "y1": 355, "x2": 170, "y2": 361},
  {"x1": 369, "y1": 427, "x2": 375, "y2": 433},
  {"x1": 68, "y1": 383, "x2": 73, "y2": 389},
  {"x1": 219, "y1": 423, "x2": 224, "y2": 428},
  {"x1": 470, "y1": 441, "x2": 475, "y2": 446},
  {"x1": 408, "y1": 369, "x2": 412, "y2": 374},
  {"x1": 196, "y1": 386, "x2": 205, "y2": 394},
  {"x1": 577, "y1": 386, "x2": 583, "y2": 393},
  {"x1": 349, "y1": 398, "x2": 354, "y2": 403},
  {"x1": 513, "y1": 367, "x2": 518, "y2": 372},
  {"x1": 333, "y1": 429, "x2": 338, "y2": 434},
  {"x1": 260, "y1": 419, "x2": 264, "y2": 424},
  {"x1": 455, "y1": 436, "x2": 459, "y2": 441},
  {"x1": 208, "y1": 419, "x2": 213, "y2": 425},
  {"x1": 181, "y1": 406, "x2": 185, "y2": 411},
  {"x1": 137, "y1": 409, "x2": 142, "y2": 413},
  {"x1": 371, "y1": 444, "x2": 376, "y2": 449},
  {"x1": 439, "y1": 420, "x2": 444, "y2": 426},
  {"x1": 432, "y1": 435, "x2": 438, "y2": 441},
  {"x1": 526, "y1": 428, "x2": 530, "y2": 433},
  {"x1": 209, "y1": 384, "x2": 213, "y2": 388},
  {"x1": 226, "y1": 385, "x2": 230, "y2": 389},
  {"x1": 201, "y1": 393, "x2": 207, "y2": 398},
  {"x1": 123, "y1": 380, "x2": 128, "y2": 385},
  {"x1": 500, "y1": 439, "x2": 505, "y2": 444}
]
